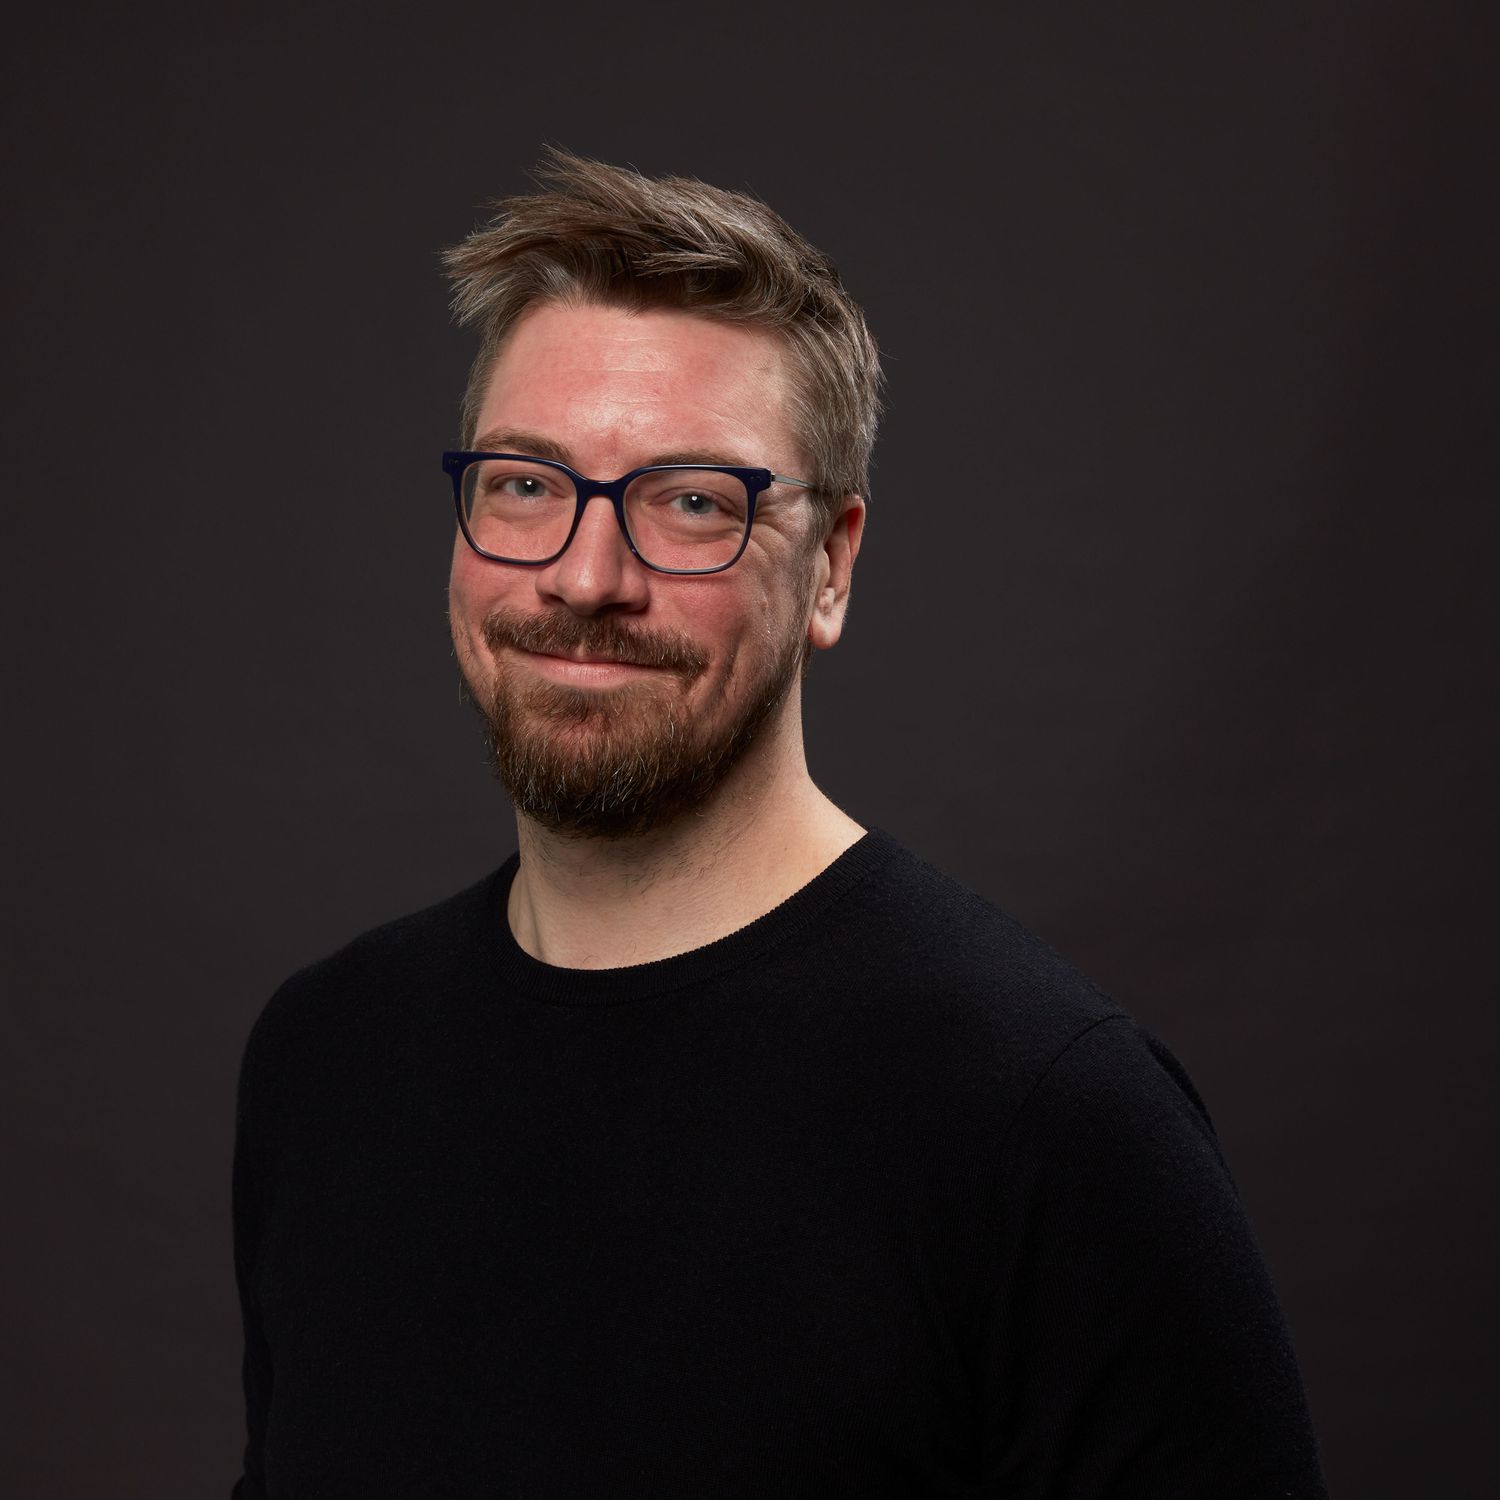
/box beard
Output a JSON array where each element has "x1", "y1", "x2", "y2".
[{"x1": 457, "y1": 604, "x2": 813, "y2": 841}]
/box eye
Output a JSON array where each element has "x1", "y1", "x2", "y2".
[
  {"x1": 497, "y1": 474, "x2": 550, "y2": 500},
  {"x1": 670, "y1": 489, "x2": 720, "y2": 515}
]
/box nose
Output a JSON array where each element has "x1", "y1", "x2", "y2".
[{"x1": 534, "y1": 493, "x2": 650, "y2": 617}]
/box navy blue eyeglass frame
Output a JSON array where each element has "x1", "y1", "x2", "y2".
[{"x1": 442, "y1": 451, "x2": 815, "y2": 576}]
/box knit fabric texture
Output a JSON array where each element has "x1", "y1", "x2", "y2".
[{"x1": 232, "y1": 828, "x2": 1328, "y2": 1497}]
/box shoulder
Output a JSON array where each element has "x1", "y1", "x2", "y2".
[
  {"x1": 829, "y1": 833, "x2": 1223, "y2": 1154},
  {"x1": 837, "y1": 831, "x2": 1134, "y2": 1090},
  {"x1": 239, "y1": 862, "x2": 508, "y2": 1082}
]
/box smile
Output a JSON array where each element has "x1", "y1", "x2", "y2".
[{"x1": 517, "y1": 649, "x2": 666, "y2": 685}]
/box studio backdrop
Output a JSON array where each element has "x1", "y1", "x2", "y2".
[{"x1": 4, "y1": 2, "x2": 1495, "y2": 1495}]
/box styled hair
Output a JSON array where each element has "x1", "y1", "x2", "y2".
[{"x1": 442, "y1": 148, "x2": 882, "y2": 534}]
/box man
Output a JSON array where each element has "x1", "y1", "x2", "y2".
[{"x1": 232, "y1": 150, "x2": 1329, "y2": 1497}]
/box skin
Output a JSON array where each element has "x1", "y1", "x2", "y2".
[{"x1": 448, "y1": 299, "x2": 866, "y2": 969}]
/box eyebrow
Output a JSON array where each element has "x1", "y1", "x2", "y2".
[{"x1": 470, "y1": 428, "x2": 756, "y2": 473}]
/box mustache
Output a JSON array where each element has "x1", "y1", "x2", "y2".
[{"x1": 479, "y1": 607, "x2": 709, "y2": 677}]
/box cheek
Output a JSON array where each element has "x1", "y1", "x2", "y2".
[
  {"x1": 450, "y1": 541, "x2": 511, "y2": 607},
  {"x1": 709, "y1": 589, "x2": 789, "y2": 688},
  {"x1": 448, "y1": 554, "x2": 498, "y2": 657},
  {"x1": 446, "y1": 562, "x2": 471, "y2": 629}
]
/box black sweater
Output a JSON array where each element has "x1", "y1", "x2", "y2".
[{"x1": 232, "y1": 828, "x2": 1328, "y2": 1497}]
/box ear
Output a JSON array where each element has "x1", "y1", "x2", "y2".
[{"x1": 807, "y1": 495, "x2": 866, "y2": 652}]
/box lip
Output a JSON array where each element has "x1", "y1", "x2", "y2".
[{"x1": 516, "y1": 648, "x2": 663, "y2": 685}]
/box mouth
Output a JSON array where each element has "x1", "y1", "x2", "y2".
[
  {"x1": 516, "y1": 647, "x2": 666, "y2": 685},
  {"x1": 543, "y1": 650, "x2": 648, "y2": 665}
]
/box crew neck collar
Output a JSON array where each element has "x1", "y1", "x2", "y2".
[{"x1": 478, "y1": 826, "x2": 899, "y2": 1007}]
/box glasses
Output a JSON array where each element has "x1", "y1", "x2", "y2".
[{"x1": 442, "y1": 451, "x2": 815, "y2": 576}]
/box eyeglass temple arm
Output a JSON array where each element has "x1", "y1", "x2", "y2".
[{"x1": 772, "y1": 475, "x2": 871, "y2": 504}]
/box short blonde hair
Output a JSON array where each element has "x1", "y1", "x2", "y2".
[{"x1": 442, "y1": 148, "x2": 882, "y2": 533}]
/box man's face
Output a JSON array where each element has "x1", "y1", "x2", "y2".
[{"x1": 448, "y1": 299, "x2": 842, "y2": 840}]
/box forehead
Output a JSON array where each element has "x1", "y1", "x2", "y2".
[{"x1": 474, "y1": 300, "x2": 797, "y2": 466}]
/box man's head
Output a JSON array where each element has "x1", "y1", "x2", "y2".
[{"x1": 442, "y1": 151, "x2": 881, "y2": 840}]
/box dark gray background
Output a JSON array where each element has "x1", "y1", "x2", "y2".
[{"x1": 4, "y1": 1, "x2": 1495, "y2": 1494}]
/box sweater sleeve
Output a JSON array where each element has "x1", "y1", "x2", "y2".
[
  {"x1": 231, "y1": 1013, "x2": 273, "y2": 1500},
  {"x1": 977, "y1": 1016, "x2": 1329, "y2": 1498}
]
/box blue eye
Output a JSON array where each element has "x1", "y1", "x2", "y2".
[{"x1": 500, "y1": 476, "x2": 548, "y2": 499}]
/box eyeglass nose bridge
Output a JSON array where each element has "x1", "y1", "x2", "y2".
[{"x1": 555, "y1": 473, "x2": 648, "y2": 567}]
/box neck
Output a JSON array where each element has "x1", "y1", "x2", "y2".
[{"x1": 506, "y1": 694, "x2": 864, "y2": 969}]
